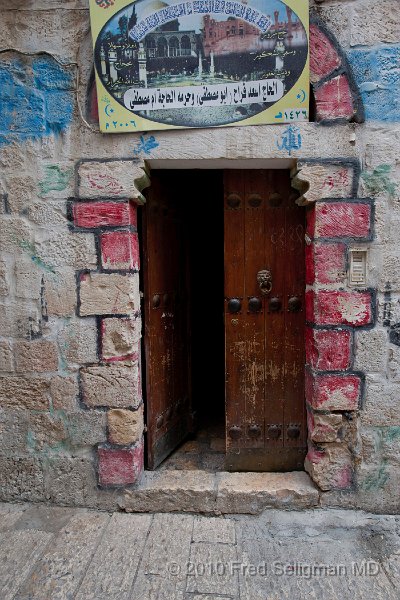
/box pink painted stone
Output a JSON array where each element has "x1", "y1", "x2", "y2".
[
  {"x1": 306, "y1": 327, "x2": 352, "y2": 371},
  {"x1": 332, "y1": 465, "x2": 353, "y2": 488},
  {"x1": 98, "y1": 441, "x2": 143, "y2": 487},
  {"x1": 306, "y1": 373, "x2": 361, "y2": 410},
  {"x1": 305, "y1": 290, "x2": 315, "y2": 323},
  {"x1": 101, "y1": 231, "x2": 140, "y2": 270},
  {"x1": 315, "y1": 202, "x2": 371, "y2": 239},
  {"x1": 314, "y1": 242, "x2": 347, "y2": 284},
  {"x1": 305, "y1": 244, "x2": 315, "y2": 285},
  {"x1": 315, "y1": 74, "x2": 354, "y2": 121},
  {"x1": 314, "y1": 290, "x2": 372, "y2": 326},
  {"x1": 309, "y1": 24, "x2": 341, "y2": 83},
  {"x1": 73, "y1": 201, "x2": 137, "y2": 228},
  {"x1": 306, "y1": 205, "x2": 316, "y2": 239}
]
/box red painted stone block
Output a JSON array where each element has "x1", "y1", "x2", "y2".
[
  {"x1": 315, "y1": 202, "x2": 371, "y2": 239},
  {"x1": 306, "y1": 327, "x2": 352, "y2": 371},
  {"x1": 310, "y1": 24, "x2": 341, "y2": 82},
  {"x1": 98, "y1": 441, "x2": 143, "y2": 487},
  {"x1": 305, "y1": 244, "x2": 315, "y2": 285},
  {"x1": 314, "y1": 242, "x2": 347, "y2": 284},
  {"x1": 73, "y1": 201, "x2": 137, "y2": 228},
  {"x1": 313, "y1": 290, "x2": 372, "y2": 326},
  {"x1": 305, "y1": 290, "x2": 315, "y2": 323},
  {"x1": 306, "y1": 205, "x2": 316, "y2": 239},
  {"x1": 314, "y1": 75, "x2": 354, "y2": 121},
  {"x1": 101, "y1": 231, "x2": 139, "y2": 270},
  {"x1": 306, "y1": 372, "x2": 361, "y2": 410}
]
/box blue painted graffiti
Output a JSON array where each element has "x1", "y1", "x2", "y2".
[
  {"x1": 0, "y1": 55, "x2": 74, "y2": 145},
  {"x1": 133, "y1": 134, "x2": 159, "y2": 156},
  {"x1": 347, "y1": 45, "x2": 400, "y2": 122},
  {"x1": 276, "y1": 125, "x2": 302, "y2": 156}
]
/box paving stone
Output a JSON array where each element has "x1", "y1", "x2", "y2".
[
  {"x1": 14, "y1": 511, "x2": 109, "y2": 600},
  {"x1": 192, "y1": 516, "x2": 236, "y2": 545},
  {"x1": 186, "y1": 542, "x2": 239, "y2": 597},
  {"x1": 131, "y1": 513, "x2": 193, "y2": 599},
  {"x1": 75, "y1": 513, "x2": 152, "y2": 600},
  {"x1": 0, "y1": 530, "x2": 52, "y2": 600}
]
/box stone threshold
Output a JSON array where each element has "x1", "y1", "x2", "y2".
[{"x1": 119, "y1": 470, "x2": 320, "y2": 515}]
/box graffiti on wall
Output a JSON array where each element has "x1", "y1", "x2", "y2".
[
  {"x1": 0, "y1": 55, "x2": 74, "y2": 145},
  {"x1": 347, "y1": 45, "x2": 400, "y2": 122}
]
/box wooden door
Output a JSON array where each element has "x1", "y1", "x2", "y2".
[
  {"x1": 224, "y1": 170, "x2": 306, "y2": 471},
  {"x1": 143, "y1": 171, "x2": 191, "y2": 470}
]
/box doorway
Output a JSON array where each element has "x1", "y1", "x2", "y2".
[{"x1": 141, "y1": 169, "x2": 306, "y2": 472}]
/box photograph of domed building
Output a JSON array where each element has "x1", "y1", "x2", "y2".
[{"x1": 94, "y1": 0, "x2": 308, "y2": 127}]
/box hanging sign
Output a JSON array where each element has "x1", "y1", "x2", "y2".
[{"x1": 89, "y1": 0, "x2": 309, "y2": 133}]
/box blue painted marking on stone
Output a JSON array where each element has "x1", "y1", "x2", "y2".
[
  {"x1": 347, "y1": 45, "x2": 400, "y2": 122},
  {"x1": 0, "y1": 55, "x2": 74, "y2": 145}
]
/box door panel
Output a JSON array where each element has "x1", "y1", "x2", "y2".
[
  {"x1": 143, "y1": 172, "x2": 191, "y2": 470},
  {"x1": 224, "y1": 170, "x2": 306, "y2": 471}
]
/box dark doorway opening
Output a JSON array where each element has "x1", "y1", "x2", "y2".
[{"x1": 140, "y1": 170, "x2": 226, "y2": 470}]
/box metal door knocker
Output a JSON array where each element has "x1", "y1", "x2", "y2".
[{"x1": 257, "y1": 269, "x2": 272, "y2": 295}]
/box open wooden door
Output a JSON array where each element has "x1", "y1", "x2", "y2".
[
  {"x1": 143, "y1": 171, "x2": 192, "y2": 470},
  {"x1": 224, "y1": 170, "x2": 306, "y2": 471}
]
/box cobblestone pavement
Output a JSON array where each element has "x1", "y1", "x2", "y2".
[{"x1": 1, "y1": 502, "x2": 399, "y2": 599}]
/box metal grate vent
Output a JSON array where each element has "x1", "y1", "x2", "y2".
[{"x1": 349, "y1": 249, "x2": 367, "y2": 286}]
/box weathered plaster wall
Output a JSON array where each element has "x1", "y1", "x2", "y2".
[{"x1": 0, "y1": 0, "x2": 399, "y2": 512}]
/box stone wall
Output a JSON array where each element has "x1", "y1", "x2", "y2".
[{"x1": 0, "y1": 0, "x2": 399, "y2": 513}]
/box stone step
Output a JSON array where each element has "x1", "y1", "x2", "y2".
[{"x1": 119, "y1": 470, "x2": 320, "y2": 515}]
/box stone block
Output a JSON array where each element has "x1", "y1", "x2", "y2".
[
  {"x1": 120, "y1": 470, "x2": 218, "y2": 513},
  {"x1": 215, "y1": 471, "x2": 319, "y2": 513},
  {"x1": 350, "y1": 0, "x2": 400, "y2": 46},
  {"x1": 36, "y1": 231, "x2": 97, "y2": 270},
  {"x1": 315, "y1": 202, "x2": 371, "y2": 239},
  {"x1": 98, "y1": 440, "x2": 144, "y2": 487},
  {"x1": 0, "y1": 456, "x2": 45, "y2": 502},
  {"x1": 308, "y1": 411, "x2": 343, "y2": 443},
  {"x1": 58, "y1": 317, "x2": 98, "y2": 366},
  {"x1": 28, "y1": 412, "x2": 67, "y2": 451},
  {"x1": 309, "y1": 23, "x2": 341, "y2": 83},
  {"x1": 0, "y1": 216, "x2": 32, "y2": 253},
  {"x1": 361, "y1": 375, "x2": 400, "y2": 426},
  {"x1": 306, "y1": 371, "x2": 361, "y2": 411},
  {"x1": 73, "y1": 201, "x2": 137, "y2": 229},
  {"x1": 43, "y1": 456, "x2": 117, "y2": 510},
  {"x1": 294, "y1": 163, "x2": 354, "y2": 204},
  {"x1": 0, "y1": 341, "x2": 13, "y2": 371},
  {"x1": 354, "y1": 328, "x2": 388, "y2": 373},
  {"x1": 14, "y1": 340, "x2": 58, "y2": 373},
  {"x1": 14, "y1": 258, "x2": 42, "y2": 300},
  {"x1": 81, "y1": 363, "x2": 141, "y2": 408},
  {"x1": 305, "y1": 444, "x2": 353, "y2": 491},
  {"x1": 42, "y1": 269, "x2": 76, "y2": 317},
  {"x1": 101, "y1": 317, "x2": 141, "y2": 361},
  {"x1": 50, "y1": 375, "x2": 78, "y2": 411},
  {"x1": 100, "y1": 230, "x2": 139, "y2": 270},
  {"x1": 0, "y1": 376, "x2": 49, "y2": 409},
  {"x1": 65, "y1": 411, "x2": 107, "y2": 448},
  {"x1": 306, "y1": 327, "x2": 352, "y2": 371},
  {"x1": 315, "y1": 75, "x2": 355, "y2": 121},
  {"x1": 77, "y1": 160, "x2": 146, "y2": 200},
  {"x1": 0, "y1": 260, "x2": 9, "y2": 296},
  {"x1": 313, "y1": 242, "x2": 347, "y2": 285},
  {"x1": 306, "y1": 290, "x2": 373, "y2": 327},
  {"x1": 79, "y1": 272, "x2": 140, "y2": 316},
  {"x1": 107, "y1": 406, "x2": 144, "y2": 445},
  {"x1": 0, "y1": 408, "x2": 30, "y2": 454}
]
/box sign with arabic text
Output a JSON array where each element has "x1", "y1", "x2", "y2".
[{"x1": 89, "y1": 0, "x2": 309, "y2": 133}]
